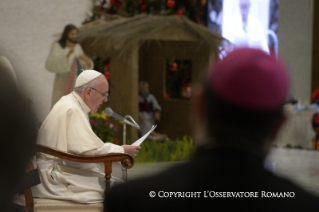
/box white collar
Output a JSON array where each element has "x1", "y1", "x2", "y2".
[{"x1": 71, "y1": 92, "x2": 91, "y2": 114}]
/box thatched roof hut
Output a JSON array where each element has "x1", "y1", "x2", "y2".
[
  {"x1": 78, "y1": 15, "x2": 224, "y2": 142},
  {"x1": 79, "y1": 14, "x2": 223, "y2": 58}
]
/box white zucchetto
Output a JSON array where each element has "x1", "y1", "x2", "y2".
[{"x1": 75, "y1": 70, "x2": 102, "y2": 88}]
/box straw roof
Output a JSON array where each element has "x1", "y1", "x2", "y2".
[{"x1": 78, "y1": 14, "x2": 224, "y2": 58}]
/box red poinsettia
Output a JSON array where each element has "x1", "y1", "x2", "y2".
[
  {"x1": 170, "y1": 62, "x2": 178, "y2": 72},
  {"x1": 164, "y1": 92, "x2": 170, "y2": 100},
  {"x1": 312, "y1": 88, "x2": 319, "y2": 100},
  {"x1": 176, "y1": 8, "x2": 183, "y2": 16},
  {"x1": 140, "y1": 3, "x2": 147, "y2": 12},
  {"x1": 167, "y1": 0, "x2": 175, "y2": 8},
  {"x1": 104, "y1": 63, "x2": 111, "y2": 80},
  {"x1": 110, "y1": 0, "x2": 116, "y2": 8},
  {"x1": 104, "y1": 71, "x2": 111, "y2": 80}
]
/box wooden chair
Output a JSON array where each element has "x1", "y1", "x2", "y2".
[{"x1": 24, "y1": 144, "x2": 134, "y2": 212}]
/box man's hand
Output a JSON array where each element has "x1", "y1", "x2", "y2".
[
  {"x1": 79, "y1": 54, "x2": 88, "y2": 61},
  {"x1": 66, "y1": 48, "x2": 74, "y2": 59},
  {"x1": 138, "y1": 112, "x2": 144, "y2": 120},
  {"x1": 154, "y1": 111, "x2": 161, "y2": 120},
  {"x1": 122, "y1": 145, "x2": 141, "y2": 157},
  {"x1": 79, "y1": 54, "x2": 91, "y2": 68}
]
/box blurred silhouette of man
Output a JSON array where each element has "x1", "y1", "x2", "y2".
[
  {"x1": 105, "y1": 48, "x2": 319, "y2": 211},
  {"x1": 224, "y1": 0, "x2": 269, "y2": 53},
  {"x1": 0, "y1": 56, "x2": 37, "y2": 211}
]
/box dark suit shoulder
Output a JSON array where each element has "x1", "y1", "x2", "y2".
[{"x1": 106, "y1": 149, "x2": 319, "y2": 212}]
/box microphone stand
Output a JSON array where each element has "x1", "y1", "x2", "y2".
[{"x1": 122, "y1": 115, "x2": 140, "y2": 182}]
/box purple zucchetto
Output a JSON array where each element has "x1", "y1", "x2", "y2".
[{"x1": 209, "y1": 48, "x2": 289, "y2": 111}]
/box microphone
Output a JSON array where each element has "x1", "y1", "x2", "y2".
[{"x1": 104, "y1": 107, "x2": 140, "y2": 129}]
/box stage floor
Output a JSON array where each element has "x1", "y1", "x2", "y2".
[
  {"x1": 115, "y1": 148, "x2": 319, "y2": 197},
  {"x1": 265, "y1": 148, "x2": 319, "y2": 196}
]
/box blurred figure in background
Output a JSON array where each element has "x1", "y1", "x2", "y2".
[
  {"x1": 225, "y1": 0, "x2": 269, "y2": 53},
  {"x1": 46, "y1": 24, "x2": 93, "y2": 107},
  {"x1": 0, "y1": 56, "x2": 37, "y2": 211},
  {"x1": 138, "y1": 81, "x2": 167, "y2": 139},
  {"x1": 208, "y1": 0, "x2": 223, "y2": 34},
  {"x1": 106, "y1": 48, "x2": 319, "y2": 211},
  {"x1": 311, "y1": 88, "x2": 319, "y2": 150}
]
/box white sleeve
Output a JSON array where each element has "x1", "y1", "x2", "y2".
[
  {"x1": 66, "y1": 107, "x2": 104, "y2": 154},
  {"x1": 81, "y1": 143, "x2": 125, "y2": 156},
  {"x1": 251, "y1": 18, "x2": 269, "y2": 54},
  {"x1": 257, "y1": 23, "x2": 270, "y2": 54},
  {"x1": 45, "y1": 42, "x2": 74, "y2": 74},
  {"x1": 150, "y1": 94, "x2": 161, "y2": 111},
  {"x1": 260, "y1": 34, "x2": 270, "y2": 54},
  {"x1": 76, "y1": 44, "x2": 94, "y2": 70}
]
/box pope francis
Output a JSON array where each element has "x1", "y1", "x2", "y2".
[{"x1": 32, "y1": 70, "x2": 140, "y2": 203}]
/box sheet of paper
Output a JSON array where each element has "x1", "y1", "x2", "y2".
[{"x1": 132, "y1": 125, "x2": 157, "y2": 146}]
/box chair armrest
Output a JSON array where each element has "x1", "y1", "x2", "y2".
[
  {"x1": 35, "y1": 144, "x2": 134, "y2": 169},
  {"x1": 25, "y1": 144, "x2": 133, "y2": 212}
]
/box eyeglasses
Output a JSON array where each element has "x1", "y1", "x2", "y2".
[{"x1": 90, "y1": 87, "x2": 109, "y2": 99}]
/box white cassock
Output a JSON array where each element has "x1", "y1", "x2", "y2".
[
  {"x1": 224, "y1": 14, "x2": 269, "y2": 54},
  {"x1": 46, "y1": 42, "x2": 93, "y2": 107},
  {"x1": 31, "y1": 92, "x2": 124, "y2": 203}
]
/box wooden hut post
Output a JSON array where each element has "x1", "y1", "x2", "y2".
[{"x1": 109, "y1": 46, "x2": 139, "y2": 143}]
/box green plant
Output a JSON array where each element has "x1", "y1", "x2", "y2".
[
  {"x1": 165, "y1": 59, "x2": 192, "y2": 99},
  {"x1": 90, "y1": 110, "x2": 121, "y2": 144},
  {"x1": 134, "y1": 135, "x2": 196, "y2": 163}
]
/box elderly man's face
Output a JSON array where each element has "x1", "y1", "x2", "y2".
[
  {"x1": 239, "y1": 0, "x2": 250, "y2": 18},
  {"x1": 88, "y1": 77, "x2": 109, "y2": 113}
]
